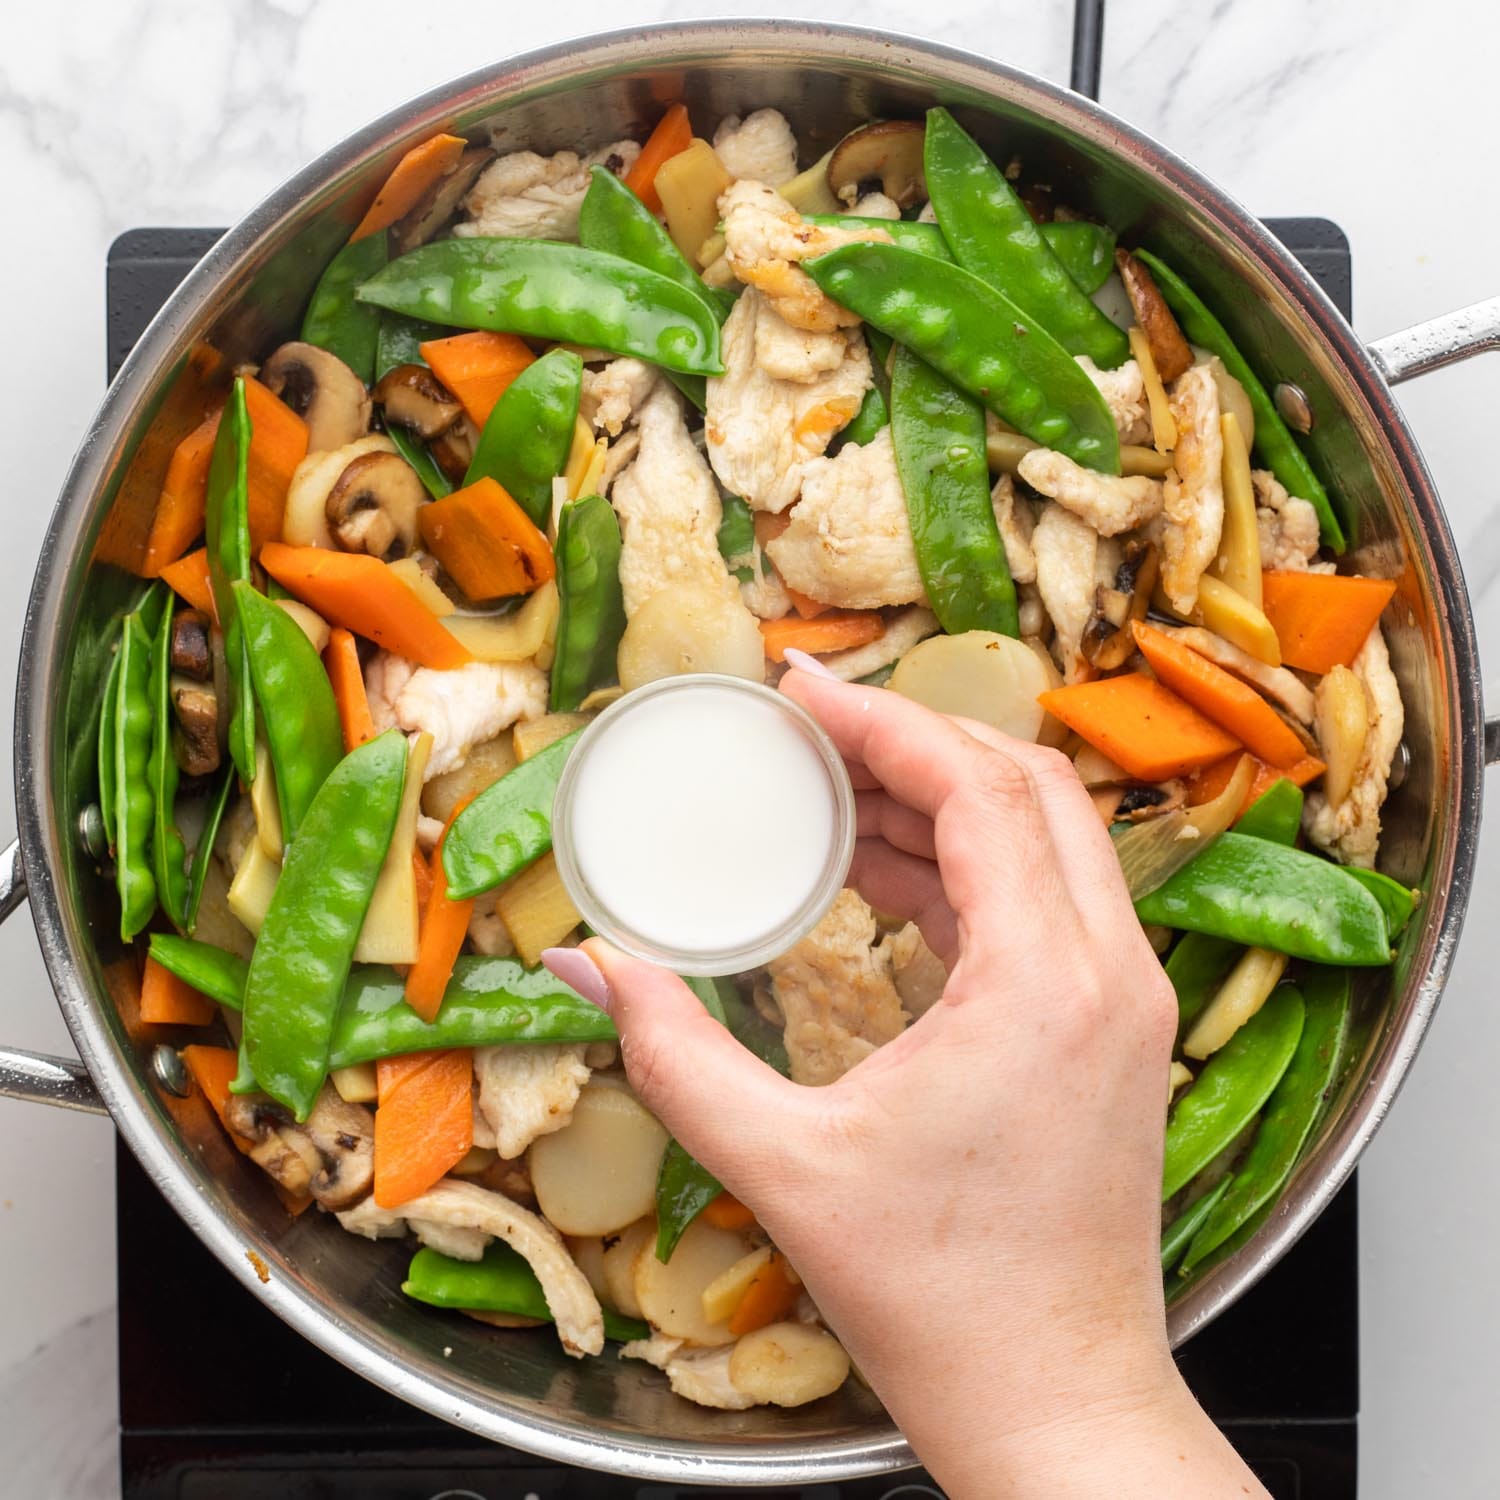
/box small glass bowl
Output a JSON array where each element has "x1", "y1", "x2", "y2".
[{"x1": 551, "y1": 674, "x2": 855, "y2": 976}]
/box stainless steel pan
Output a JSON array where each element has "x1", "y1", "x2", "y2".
[{"x1": 1, "y1": 21, "x2": 1495, "y2": 1485}]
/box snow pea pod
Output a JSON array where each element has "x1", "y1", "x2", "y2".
[
  {"x1": 890, "y1": 344, "x2": 1018, "y2": 637},
  {"x1": 1180, "y1": 969, "x2": 1351, "y2": 1273},
  {"x1": 841, "y1": 385, "x2": 888, "y2": 447},
  {"x1": 806, "y1": 243, "x2": 1120, "y2": 472},
  {"x1": 403, "y1": 1241, "x2": 649, "y2": 1344},
  {"x1": 1133, "y1": 250, "x2": 1345, "y2": 552},
  {"x1": 1234, "y1": 777, "x2": 1304, "y2": 844},
  {"x1": 923, "y1": 108, "x2": 1129, "y2": 368},
  {"x1": 465, "y1": 348, "x2": 583, "y2": 526},
  {"x1": 443, "y1": 729, "x2": 583, "y2": 899},
  {"x1": 1136, "y1": 832, "x2": 1392, "y2": 966},
  {"x1": 1039, "y1": 221, "x2": 1117, "y2": 296},
  {"x1": 1160, "y1": 1176, "x2": 1230, "y2": 1272},
  {"x1": 1344, "y1": 867, "x2": 1418, "y2": 939},
  {"x1": 356, "y1": 240, "x2": 723, "y2": 377},
  {"x1": 717, "y1": 493, "x2": 755, "y2": 564},
  {"x1": 232, "y1": 582, "x2": 343, "y2": 844},
  {"x1": 149, "y1": 933, "x2": 248, "y2": 1006},
  {"x1": 656, "y1": 1141, "x2": 723, "y2": 1263},
  {"x1": 97, "y1": 644, "x2": 122, "y2": 848},
  {"x1": 113, "y1": 612, "x2": 158, "y2": 941},
  {"x1": 147, "y1": 597, "x2": 189, "y2": 930},
  {"x1": 550, "y1": 495, "x2": 626, "y2": 713},
  {"x1": 204, "y1": 378, "x2": 257, "y2": 781},
  {"x1": 243, "y1": 729, "x2": 407, "y2": 1120},
  {"x1": 302, "y1": 229, "x2": 388, "y2": 385},
  {"x1": 185, "y1": 762, "x2": 236, "y2": 935},
  {"x1": 807, "y1": 215, "x2": 954, "y2": 259},
  {"x1": 1162, "y1": 982, "x2": 1305, "y2": 1199},
  {"x1": 375, "y1": 312, "x2": 454, "y2": 499}
]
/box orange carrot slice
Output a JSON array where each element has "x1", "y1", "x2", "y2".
[
  {"x1": 404, "y1": 799, "x2": 478, "y2": 1023},
  {"x1": 159, "y1": 547, "x2": 217, "y2": 620},
  {"x1": 1260, "y1": 571, "x2": 1397, "y2": 675},
  {"x1": 701, "y1": 1192, "x2": 756, "y2": 1231},
  {"x1": 728, "y1": 1251, "x2": 801, "y2": 1337},
  {"x1": 417, "y1": 478, "x2": 556, "y2": 601},
  {"x1": 140, "y1": 956, "x2": 217, "y2": 1026},
  {"x1": 419, "y1": 331, "x2": 535, "y2": 429},
  {"x1": 761, "y1": 610, "x2": 885, "y2": 663},
  {"x1": 373, "y1": 1048, "x2": 474, "y2": 1208},
  {"x1": 353, "y1": 133, "x2": 468, "y2": 242},
  {"x1": 623, "y1": 103, "x2": 693, "y2": 215},
  {"x1": 1188, "y1": 750, "x2": 1326, "y2": 814},
  {"x1": 324, "y1": 627, "x2": 376, "y2": 753},
  {"x1": 142, "y1": 411, "x2": 221, "y2": 575},
  {"x1": 180, "y1": 1044, "x2": 254, "y2": 1154}
]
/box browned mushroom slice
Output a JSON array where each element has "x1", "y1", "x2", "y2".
[
  {"x1": 223, "y1": 1084, "x2": 375, "y2": 1210},
  {"x1": 171, "y1": 677, "x2": 221, "y2": 777},
  {"x1": 169, "y1": 608, "x2": 213, "y2": 682},
  {"x1": 1081, "y1": 540, "x2": 1159, "y2": 670},
  {"x1": 390, "y1": 146, "x2": 496, "y2": 255},
  {"x1": 1115, "y1": 251, "x2": 1194, "y2": 384},
  {"x1": 325, "y1": 451, "x2": 427, "y2": 559},
  {"x1": 1115, "y1": 780, "x2": 1187, "y2": 822},
  {"x1": 429, "y1": 414, "x2": 480, "y2": 483},
  {"x1": 373, "y1": 363, "x2": 464, "y2": 439},
  {"x1": 826, "y1": 121, "x2": 926, "y2": 209},
  {"x1": 260, "y1": 341, "x2": 372, "y2": 453}
]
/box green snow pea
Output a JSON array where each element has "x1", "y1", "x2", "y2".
[
  {"x1": 1344, "y1": 867, "x2": 1418, "y2": 939},
  {"x1": 806, "y1": 243, "x2": 1120, "y2": 472},
  {"x1": 113, "y1": 613, "x2": 158, "y2": 940},
  {"x1": 890, "y1": 344, "x2": 1018, "y2": 637},
  {"x1": 204, "y1": 378, "x2": 257, "y2": 781},
  {"x1": 375, "y1": 312, "x2": 454, "y2": 500},
  {"x1": 550, "y1": 496, "x2": 626, "y2": 713},
  {"x1": 1133, "y1": 250, "x2": 1345, "y2": 551},
  {"x1": 357, "y1": 239, "x2": 723, "y2": 376},
  {"x1": 1136, "y1": 833, "x2": 1392, "y2": 966},
  {"x1": 147, "y1": 598, "x2": 189, "y2": 930},
  {"x1": 466, "y1": 348, "x2": 583, "y2": 526},
  {"x1": 841, "y1": 386, "x2": 888, "y2": 447},
  {"x1": 185, "y1": 763, "x2": 236, "y2": 935},
  {"x1": 1162, "y1": 982, "x2": 1305, "y2": 1200},
  {"x1": 243, "y1": 730, "x2": 407, "y2": 1119},
  {"x1": 232, "y1": 582, "x2": 344, "y2": 844},
  {"x1": 1160, "y1": 1176, "x2": 1230, "y2": 1272},
  {"x1": 443, "y1": 729, "x2": 583, "y2": 899},
  {"x1": 148, "y1": 933, "x2": 248, "y2": 1006},
  {"x1": 1039, "y1": 221, "x2": 1117, "y2": 296},
  {"x1": 717, "y1": 493, "x2": 755, "y2": 565},
  {"x1": 1180, "y1": 970, "x2": 1351, "y2": 1273},
  {"x1": 301, "y1": 229, "x2": 388, "y2": 384},
  {"x1": 97, "y1": 644, "x2": 122, "y2": 848},
  {"x1": 923, "y1": 108, "x2": 1129, "y2": 368},
  {"x1": 807, "y1": 215, "x2": 954, "y2": 259},
  {"x1": 1234, "y1": 778, "x2": 1304, "y2": 844},
  {"x1": 403, "y1": 1242, "x2": 648, "y2": 1344},
  {"x1": 656, "y1": 1141, "x2": 724, "y2": 1263}
]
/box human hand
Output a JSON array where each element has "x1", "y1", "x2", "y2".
[{"x1": 548, "y1": 658, "x2": 1266, "y2": 1498}]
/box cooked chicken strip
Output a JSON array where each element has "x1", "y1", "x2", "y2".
[
  {"x1": 1161, "y1": 365, "x2": 1225, "y2": 614},
  {"x1": 474, "y1": 1043, "x2": 592, "y2": 1159},
  {"x1": 768, "y1": 889, "x2": 909, "y2": 1086},
  {"x1": 610, "y1": 383, "x2": 745, "y2": 616},
  {"x1": 1017, "y1": 448, "x2": 1164, "y2": 537},
  {"x1": 1032, "y1": 502, "x2": 1099, "y2": 683},
  {"x1": 458, "y1": 141, "x2": 639, "y2": 241},
  {"x1": 1253, "y1": 470, "x2": 1332, "y2": 574},
  {"x1": 337, "y1": 1192, "x2": 492, "y2": 1263},
  {"x1": 1155, "y1": 624, "x2": 1316, "y2": 724},
  {"x1": 991, "y1": 474, "x2": 1037, "y2": 585},
  {"x1": 1304, "y1": 626, "x2": 1404, "y2": 869},
  {"x1": 882, "y1": 922, "x2": 947, "y2": 1018},
  {"x1": 719, "y1": 180, "x2": 891, "y2": 332},
  {"x1": 815, "y1": 605, "x2": 939, "y2": 682},
  {"x1": 1077, "y1": 356, "x2": 1151, "y2": 446},
  {"x1": 766, "y1": 428, "x2": 927, "y2": 609},
  {"x1": 467, "y1": 890, "x2": 516, "y2": 957},
  {"x1": 705, "y1": 289, "x2": 872, "y2": 513},
  {"x1": 754, "y1": 310, "x2": 851, "y2": 383},
  {"x1": 712, "y1": 109, "x2": 799, "y2": 185},
  {"x1": 339, "y1": 1179, "x2": 605, "y2": 1356},
  {"x1": 740, "y1": 564, "x2": 794, "y2": 620},
  {"x1": 581, "y1": 358, "x2": 660, "y2": 437},
  {"x1": 365, "y1": 656, "x2": 547, "y2": 779}
]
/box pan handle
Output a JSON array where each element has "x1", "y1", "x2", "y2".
[
  {"x1": 1368, "y1": 299, "x2": 1500, "y2": 765},
  {"x1": 0, "y1": 839, "x2": 107, "y2": 1115}
]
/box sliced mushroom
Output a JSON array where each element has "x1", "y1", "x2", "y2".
[
  {"x1": 171, "y1": 677, "x2": 221, "y2": 777},
  {"x1": 1115, "y1": 780, "x2": 1187, "y2": 822},
  {"x1": 373, "y1": 363, "x2": 464, "y2": 440},
  {"x1": 1115, "y1": 251, "x2": 1193, "y2": 383},
  {"x1": 826, "y1": 120, "x2": 926, "y2": 209},
  {"x1": 1081, "y1": 540, "x2": 1159, "y2": 670},
  {"x1": 260, "y1": 341, "x2": 372, "y2": 453},
  {"x1": 325, "y1": 451, "x2": 426, "y2": 559},
  {"x1": 168, "y1": 608, "x2": 213, "y2": 681},
  {"x1": 390, "y1": 146, "x2": 495, "y2": 256},
  {"x1": 429, "y1": 414, "x2": 480, "y2": 482},
  {"x1": 223, "y1": 1083, "x2": 375, "y2": 1210}
]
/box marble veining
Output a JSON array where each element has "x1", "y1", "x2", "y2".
[{"x1": 2, "y1": 5, "x2": 1497, "y2": 1498}]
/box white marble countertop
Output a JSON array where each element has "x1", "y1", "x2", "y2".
[{"x1": 2, "y1": 3, "x2": 1496, "y2": 1495}]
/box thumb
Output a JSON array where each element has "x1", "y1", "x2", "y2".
[{"x1": 559, "y1": 939, "x2": 808, "y2": 1188}]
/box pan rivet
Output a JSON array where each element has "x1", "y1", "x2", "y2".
[
  {"x1": 1274, "y1": 381, "x2": 1314, "y2": 434},
  {"x1": 1388, "y1": 740, "x2": 1411, "y2": 789},
  {"x1": 151, "y1": 1044, "x2": 191, "y2": 1099},
  {"x1": 77, "y1": 804, "x2": 108, "y2": 860}
]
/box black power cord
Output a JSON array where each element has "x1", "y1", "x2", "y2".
[{"x1": 1070, "y1": 0, "x2": 1106, "y2": 101}]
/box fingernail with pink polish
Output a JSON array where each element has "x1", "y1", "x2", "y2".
[
  {"x1": 541, "y1": 947, "x2": 612, "y2": 1012},
  {"x1": 783, "y1": 647, "x2": 840, "y2": 681}
]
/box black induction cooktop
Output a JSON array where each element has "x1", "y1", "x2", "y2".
[{"x1": 108, "y1": 219, "x2": 1358, "y2": 1499}]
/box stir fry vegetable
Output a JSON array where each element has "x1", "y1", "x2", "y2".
[{"x1": 94, "y1": 99, "x2": 1410, "y2": 1413}]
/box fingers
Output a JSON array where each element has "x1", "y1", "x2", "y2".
[
  {"x1": 847, "y1": 838, "x2": 960, "y2": 967},
  {"x1": 575, "y1": 939, "x2": 809, "y2": 1177},
  {"x1": 855, "y1": 788, "x2": 937, "y2": 862}
]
